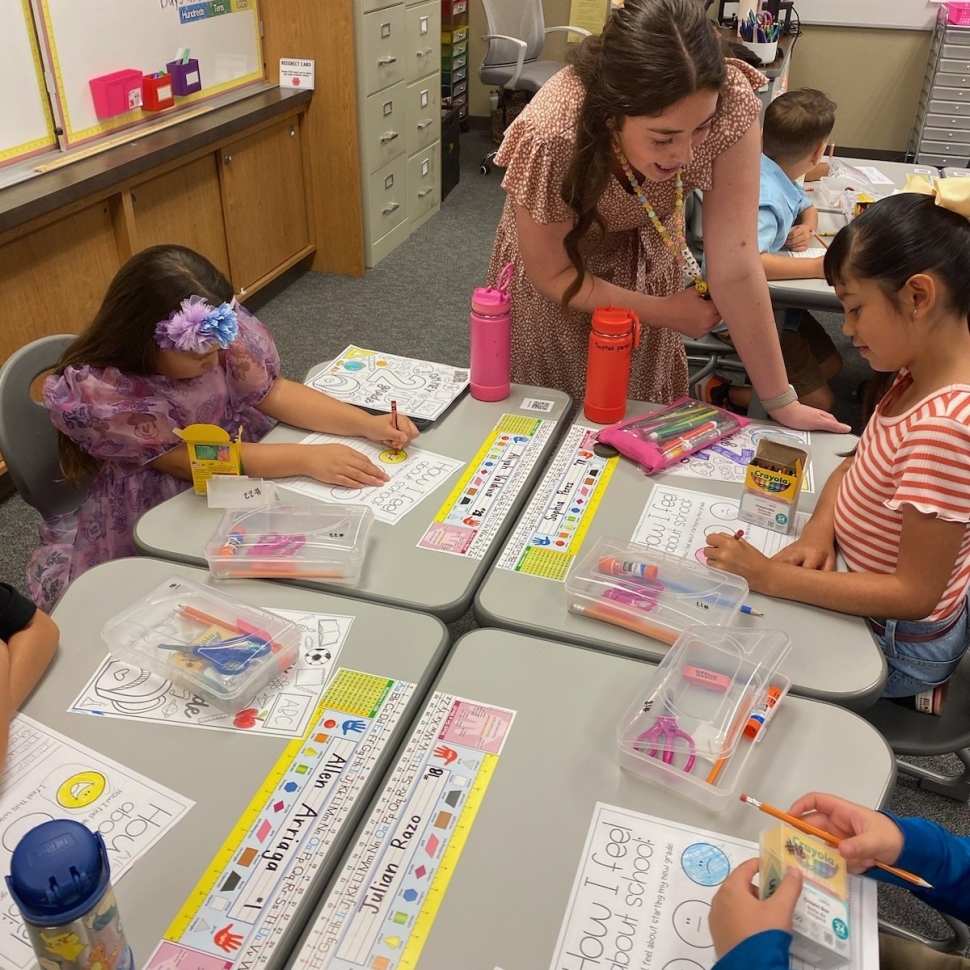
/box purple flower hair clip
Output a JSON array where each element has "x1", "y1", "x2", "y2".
[{"x1": 154, "y1": 295, "x2": 239, "y2": 353}]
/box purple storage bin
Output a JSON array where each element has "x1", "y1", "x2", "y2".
[
  {"x1": 89, "y1": 69, "x2": 144, "y2": 118},
  {"x1": 165, "y1": 59, "x2": 202, "y2": 96}
]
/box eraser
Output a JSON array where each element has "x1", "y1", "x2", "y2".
[{"x1": 682, "y1": 665, "x2": 731, "y2": 692}]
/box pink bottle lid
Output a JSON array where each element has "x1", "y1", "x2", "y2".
[{"x1": 471, "y1": 262, "x2": 514, "y2": 315}]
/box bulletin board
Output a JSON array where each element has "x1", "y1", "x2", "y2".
[
  {"x1": 30, "y1": 0, "x2": 264, "y2": 147},
  {"x1": 796, "y1": 0, "x2": 937, "y2": 30},
  {"x1": 0, "y1": 0, "x2": 57, "y2": 165}
]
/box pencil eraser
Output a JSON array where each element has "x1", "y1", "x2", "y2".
[{"x1": 682, "y1": 665, "x2": 731, "y2": 692}]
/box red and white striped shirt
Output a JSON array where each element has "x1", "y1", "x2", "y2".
[{"x1": 834, "y1": 371, "x2": 970, "y2": 621}]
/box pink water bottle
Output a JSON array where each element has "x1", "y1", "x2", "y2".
[{"x1": 470, "y1": 262, "x2": 513, "y2": 401}]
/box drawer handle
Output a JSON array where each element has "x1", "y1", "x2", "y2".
[
  {"x1": 380, "y1": 131, "x2": 400, "y2": 144},
  {"x1": 417, "y1": 120, "x2": 433, "y2": 130},
  {"x1": 224, "y1": 154, "x2": 233, "y2": 163},
  {"x1": 383, "y1": 202, "x2": 401, "y2": 214},
  {"x1": 378, "y1": 55, "x2": 398, "y2": 65},
  {"x1": 418, "y1": 187, "x2": 433, "y2": 198},
  {"x1": 417, "y1": 47, "x2": 434, "y2": 57}
]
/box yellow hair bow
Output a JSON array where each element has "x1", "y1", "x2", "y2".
[{"x1": 902, "y1": 175, "x2": 970, "y2": 218}]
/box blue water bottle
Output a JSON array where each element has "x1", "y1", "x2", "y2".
[{"x1": 7, "y1": 820, "x2": 133, "y2": 970}]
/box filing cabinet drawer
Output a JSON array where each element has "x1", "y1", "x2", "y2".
[
  {"x1": 931, "y1": 84, "x2": 970, "y2": 101},
  {"x1": 406, "y1": 75, "x2": 440, "y2": 155},
  {"x1": 922, "y1": 125, "x2": 970, "y2": 147},
  {"x1": 926, "y1": 110, "x2": 970, "y2": 129},
  {"x1": 362, "y1": 5, "x2": 406, "y2": 95},
  {"x1": 918, "y1": 152, "x2": 967, "y2": 167},
  {"x1": 362, "y1": 0, "x2": 398, "y2": 11},
  {"x1": 940, "y1": 55, "x2": 970, "y2": 73},
  {"x1": 366, "y1": 155, "x2": 409, "y2": 241},
  {"x1": 920, "y1": 139, "x2": 970, "y2": 159},
  {"x1": 408, "y1": 142, "x2": 440, "y2": 220},
  {"x1": 944, "y1": 27, "x2": 970, "y2": 45},
  {"x1": 406, "y1": 0, "x2": 441, "y2": 80},
  {"x1": 363, "y1": 81, "x2": 407, "y2": 172},
  {"x1": 928, "y1": 96, "x2": 970, "y2": 115}
]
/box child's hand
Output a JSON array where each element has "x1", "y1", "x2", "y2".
[
  {"x1": 703, "y1": 533, "x2": 772, "y2": 590},
  {"x1": 772, "y1": 531, "x2": 836, "y2": 570},
  {"x1": 302, "y1": 444, "x2": 390, "y2": 488},
  {"x1": 786, "y1": 224, "x2": 813, "y2": 252},
  {"x1": 363, "y1": 412, "x2": 420, "y2": 450},
  {"x1": 788, "y1": 793, "x2": 904, "y2": 873},
  {"x1": 710, "y1": 858, "x2": 803, "y2": 957}
]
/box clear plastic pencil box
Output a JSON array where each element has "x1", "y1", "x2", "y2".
[
  {"x1": 101, "y1": 576, "x2": 301, "y2": 713},
  {"x1": 204, "y1": 502, "x2": 373, "y2": 585},
  {"x1": 617, "y1": 626, "x2": 792, "y2": 811},
  {"x1": 565, "y1": 537, "x2": 749, "y2": 644}
]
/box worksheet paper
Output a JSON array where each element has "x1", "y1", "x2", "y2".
[
  {"x1": 791, "y1": 247, "x2": 827, "y2": 258},
  {"x1": 69, "y1": 609, "x2": 353, "y2": 738},
  {"x1": 664, "y1": 426, "x2": 814, "y2": 492},
  {"x1": 0, "y1": 715, "x2": 192, "y2": 969},
  {"x1": 549, "y1": 803, "x2": 878, "y2": 970},
  {"x1": 632, "y1": 483, "x2": 809, "y2": 560},
  {"x1": 306, "y1": 345, "x2": 469, "y2": 421},
  {"x1": 277, "y1": 432, "x2": 463, "y2": 524}
]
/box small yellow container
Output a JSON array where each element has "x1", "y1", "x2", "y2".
[{"x1": 175, "y1": 423, "x2": 243, "y2": 495}]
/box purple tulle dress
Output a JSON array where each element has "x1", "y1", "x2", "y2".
[{"x1": 27, "y1": 308, "x2": 280, "y2": 611}]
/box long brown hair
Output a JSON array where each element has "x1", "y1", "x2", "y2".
[
  {"x1": 56, "y1": 245, "x2": 234, "y2": 485},
  {"x1": 561, "y1": 0, "x2": 726, "y2": 308}
]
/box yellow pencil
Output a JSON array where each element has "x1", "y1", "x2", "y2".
[{"x1": 812, "y1": 231, "x2": 830, "y2": 250}]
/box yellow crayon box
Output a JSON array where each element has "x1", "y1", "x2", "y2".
[
  {"x1": 760, "y1": 822, "x2": 850, "y2": 969},
  {"x1": 174, "y1": 423, "x2": 243, "y2": 495},
  {"x1": 738, "y1": 436, "x2": 809, "y2": 535}
]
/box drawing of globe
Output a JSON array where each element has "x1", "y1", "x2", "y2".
[{"x1": 681, "y1": 843, "x2": 731, "y2": 886}]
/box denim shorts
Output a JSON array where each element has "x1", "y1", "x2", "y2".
[{"x1": 868, "y1": 598, "x2": 970, "y2": 698}]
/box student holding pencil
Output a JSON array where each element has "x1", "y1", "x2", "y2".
[{"x1": 710, "y1": 791, "x2": 970, "y2": 969}]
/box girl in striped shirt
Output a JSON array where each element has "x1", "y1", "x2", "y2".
[{"x1": 705, "y1": 187, "x2": 970, "y2": 706}]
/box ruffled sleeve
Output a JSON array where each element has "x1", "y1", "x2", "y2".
[
  {"x1": 44, "y1": 366, "x2": 183, "y2": 465},
  {"x1": 222, "y1": 305, "x2": 281, "y2": 412}
]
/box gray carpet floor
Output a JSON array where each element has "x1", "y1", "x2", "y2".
[{"x1": 1, "y1": 127, "x2": 967, "y2": 947}]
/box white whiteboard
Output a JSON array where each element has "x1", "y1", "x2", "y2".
[
  {"x1": 796, "y1": 0, "x2": 938, "y2": 30},
  {"x1": 31, "y1": 0, "x2": 263, "y2": 145},
  {"x1": 0, "y1": 0, "x2": 56, "y2": 163}
]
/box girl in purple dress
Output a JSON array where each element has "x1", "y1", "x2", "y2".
[{"x1": 28, "y1": 245, "x2": 418, "y2": 611}]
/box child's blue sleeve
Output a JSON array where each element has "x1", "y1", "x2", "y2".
[
  {"x1": 712, "y1": 930, "x2": 792, "y2": 970},
  {"x1": 757, "y1": 206, "x2": 784, "y2": 254}
]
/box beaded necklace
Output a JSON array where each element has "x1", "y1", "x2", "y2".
[{"x1": 614, "y1": 147, "x2": 708, "y2": 297}]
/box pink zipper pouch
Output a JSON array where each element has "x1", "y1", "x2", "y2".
[{"x1": 597, "y1": 397, "x2": 749, "y2": 474}]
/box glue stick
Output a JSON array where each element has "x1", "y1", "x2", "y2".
[
  {"x1": 744, "y1": 686, "x2": 782, "y2": 739},
  {"x1": 598, "y1": 557, "x2": 659, "y2": 581}
]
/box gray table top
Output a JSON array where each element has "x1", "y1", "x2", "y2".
[
  {"x1": 134, "y1": 380, "x2": 572, "y2": 621},
  {"x1": 289, "y1": 628, "x2": 895, "y2": 970},
  {"x1": 476, "y1": 401, "x2": 887, "y2": 710},
  {"x1": 36, "y1": 557, "x2": 449, "y2": 970}
]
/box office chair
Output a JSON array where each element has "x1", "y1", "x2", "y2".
[
  {"x1": 479, "y1": 0, "x2": 590, "y2": 174},
  {"x1": 0, "y1": 334, "x2": 91, "y2": 520}
]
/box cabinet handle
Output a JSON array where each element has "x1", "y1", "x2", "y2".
[
  {"x1": 417, "y1": 120, "x2": 433, "y2": 130},
  {"x1": 224, "y1": 154, "x2": 233, "y2": 163},
  {"x1": 417, "y1": 47, "x2": 434, "y2": 57},
  {"x1": 418, "y1": 187, "x2": 433, "y2": 198},
  {"x1": 379, "y1": 131, "x2": 399, "y2": 144},
  {"x1": 382, "y1": 202, "x2": 400, "y2": 214},
  {"x1": 378, "y1": 55, "x2": 398, "y2": 65},
  {"x1": 289, "y1": 126, "x2": 296, "y2": 137}
]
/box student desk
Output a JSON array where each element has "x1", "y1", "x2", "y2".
[
  {"x1": 36, "y1": 556, "x2": 449, "y2": 970},
  {"x1": 134, "y1": 381, "x2": 572, "y2": 622},
  {"x1": 475, "y1": 402, "x2": 887, "y2": 710},
  {"x1": 287, "y1": 628, "x2": 895, "y2": 970}
]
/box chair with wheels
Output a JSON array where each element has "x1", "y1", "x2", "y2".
[
  {"x1": 0, "y1": 334, "x2": 90, "y2": 520},
  {"x1": 479, "y1": 0, "x2": 590, "y2": 175}
]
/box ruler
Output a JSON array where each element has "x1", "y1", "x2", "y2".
[
  {"x1": 292, "y1": 693, "x2": 514, "y2": 970},
  {"x1": 497, "y1": 424, "x2": 617, "y2": 580},
  {"x1": 418, "y1": 414, "x2": 555, "y2": 559}
]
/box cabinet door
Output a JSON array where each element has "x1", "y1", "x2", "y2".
[{"x1": 219, "y1": 118, "x2": 310, "y2": 295}]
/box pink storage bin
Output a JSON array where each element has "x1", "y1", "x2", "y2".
[
  {"x1": 89, "y1": 69, "x2": 144, "y2": 119},
  {"x1": 947, "y1": 2, "x2": 970, "y2": 25}
]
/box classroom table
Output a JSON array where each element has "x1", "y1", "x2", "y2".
[
  {"x1": 286, "y1": 628, "x2": 896, "y2": 970},
  {"x1": 944, "y1": 166, "x2": 970, "y2": 177},
  {"x1": 475, "y1": 401, "x2": 887, "y2": 710},
  {"x1": 134, "y1": 378, "x2": 572, "y2": 622},
  {"x1": 33, "y1": 556, "x2": 449, "y2": 970}
]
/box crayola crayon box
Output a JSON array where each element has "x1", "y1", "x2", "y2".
[
  {"x1": 174, "y1": 423, "x2": 243, "y2": 495},
  {"x1": 760, "y1": 822, "x2": 850, "y2": 968},
  {"x1": 738, "y1": 436, "x2": 809, "y2": 535}
]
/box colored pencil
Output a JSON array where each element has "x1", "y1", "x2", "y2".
[
  {"x1": 571, "y1": 602, "x2": 678, "y2": 644},
  {"x1": 812, "y1": 231, "x2": 830, "y2": 250},
  {"x1": 740, "y1": 605, "x2": 764, "y2": 617},
  {"x1": 706, "y1": 694, "x2": 756, "y2": 784},
  {"x1": 390, "y1": 399, "x2": 400, "y2": 456},
  {"x1": 739, "y1": 795, "x2": 932, "y2": 889}
]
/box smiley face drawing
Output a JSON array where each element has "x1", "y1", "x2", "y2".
[
  {"x1": 379, "y1": 448, "x2": 407, "y2": 464},
  {"x1": 672, "y1": 900, "x2": 713, "y2": 948}
]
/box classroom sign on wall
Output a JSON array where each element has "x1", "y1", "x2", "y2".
[{"x1": 176, "y1": 0, "x2": 252, "y2": 25}]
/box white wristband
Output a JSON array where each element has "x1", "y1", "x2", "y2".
[{"x1": 760, "y1": 383, "x2": 798, "y2": 412}]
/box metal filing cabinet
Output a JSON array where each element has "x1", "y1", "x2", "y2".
[
  {"x1": 355, "y1": 0, "x2": 442, "y2": 266},
  {"x1": 909, "y1": 8, "x2": 970, "y2": 168}
]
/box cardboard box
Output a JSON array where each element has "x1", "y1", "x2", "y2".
[
  {"x1": 738, "y1": 436, "x2": 809, "y2": 534},
  {"x1": 175, "y1": 424, "x2": 243, "y2": 495}
]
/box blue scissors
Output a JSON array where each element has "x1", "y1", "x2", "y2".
[{"x1": 634, "y1": 715, "x2": 696, "y2": 773}]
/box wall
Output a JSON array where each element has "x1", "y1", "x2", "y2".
[{"x1": 468, "y1": 0, "x2": 931, "y2": 154}]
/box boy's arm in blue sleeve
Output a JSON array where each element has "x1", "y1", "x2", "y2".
[
  {"x1": 712, "y1": 930, "x2": 792, "y2": 970},
  {"x1": 757, "y1": 207, "x2": 782, "y2": 254}
]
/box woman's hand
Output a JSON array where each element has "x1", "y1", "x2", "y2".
[
  {"x1": 648, "y1": 287, "x2": 722, "y2": 339},
  {"x1": 301, "y1": 444, "x2": 390, "y2": 488},
  {"x1": 788, "y1": 793, "x2": 904, "y2": 874},
  {"x1": 768, "y1": 400, "x2": 851, "y2": 433},
  {"x1": 362, "y1": 412, "x2": 420, "y2": 450},
  {"x1": 703, "y1": 533, "x2": 773, "y2": 591},
  {"x1": 772, "y1": 528, "x2": 837, "y2": 570},
  {"x1": 710, "y1": 858, "x2": 803, "y2": 957}
]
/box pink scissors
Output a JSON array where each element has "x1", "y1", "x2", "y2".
[
  {"x1": 634, "y1": 715, "x2": 696, "y2": 773},
  {"x1": 247, "y1": 532, "x2": 306, "y2": 557}
]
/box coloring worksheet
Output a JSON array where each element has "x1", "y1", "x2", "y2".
[
  {"x1": 277, "y1": 433, "x2": 464, "y2": 524},
  {"x1": 549, "y1": 803, "x2": 878, "y2": 970},
  {"x1": 791, "y1": 248, "x2": 828, "y2": 259},
  {"x1": 69, "y1": 610, "x2": 353, "y2": 738},
  {"x1": 306, "y1": 345, "x2": 469, "y2": 420},
  {"x1": 0, "y1": 715, "x2": 192, "y2": 969},
  {"x1": 632, "y1": 483, "x2": 809, "y2": 561},
  {"x1": 665, "y1": 427, "x2": 814, "y2": 493}
]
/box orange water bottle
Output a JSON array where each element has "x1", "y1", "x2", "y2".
[{"x1": 584, "y1": 305, "x2": 641, "y2": 424}]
